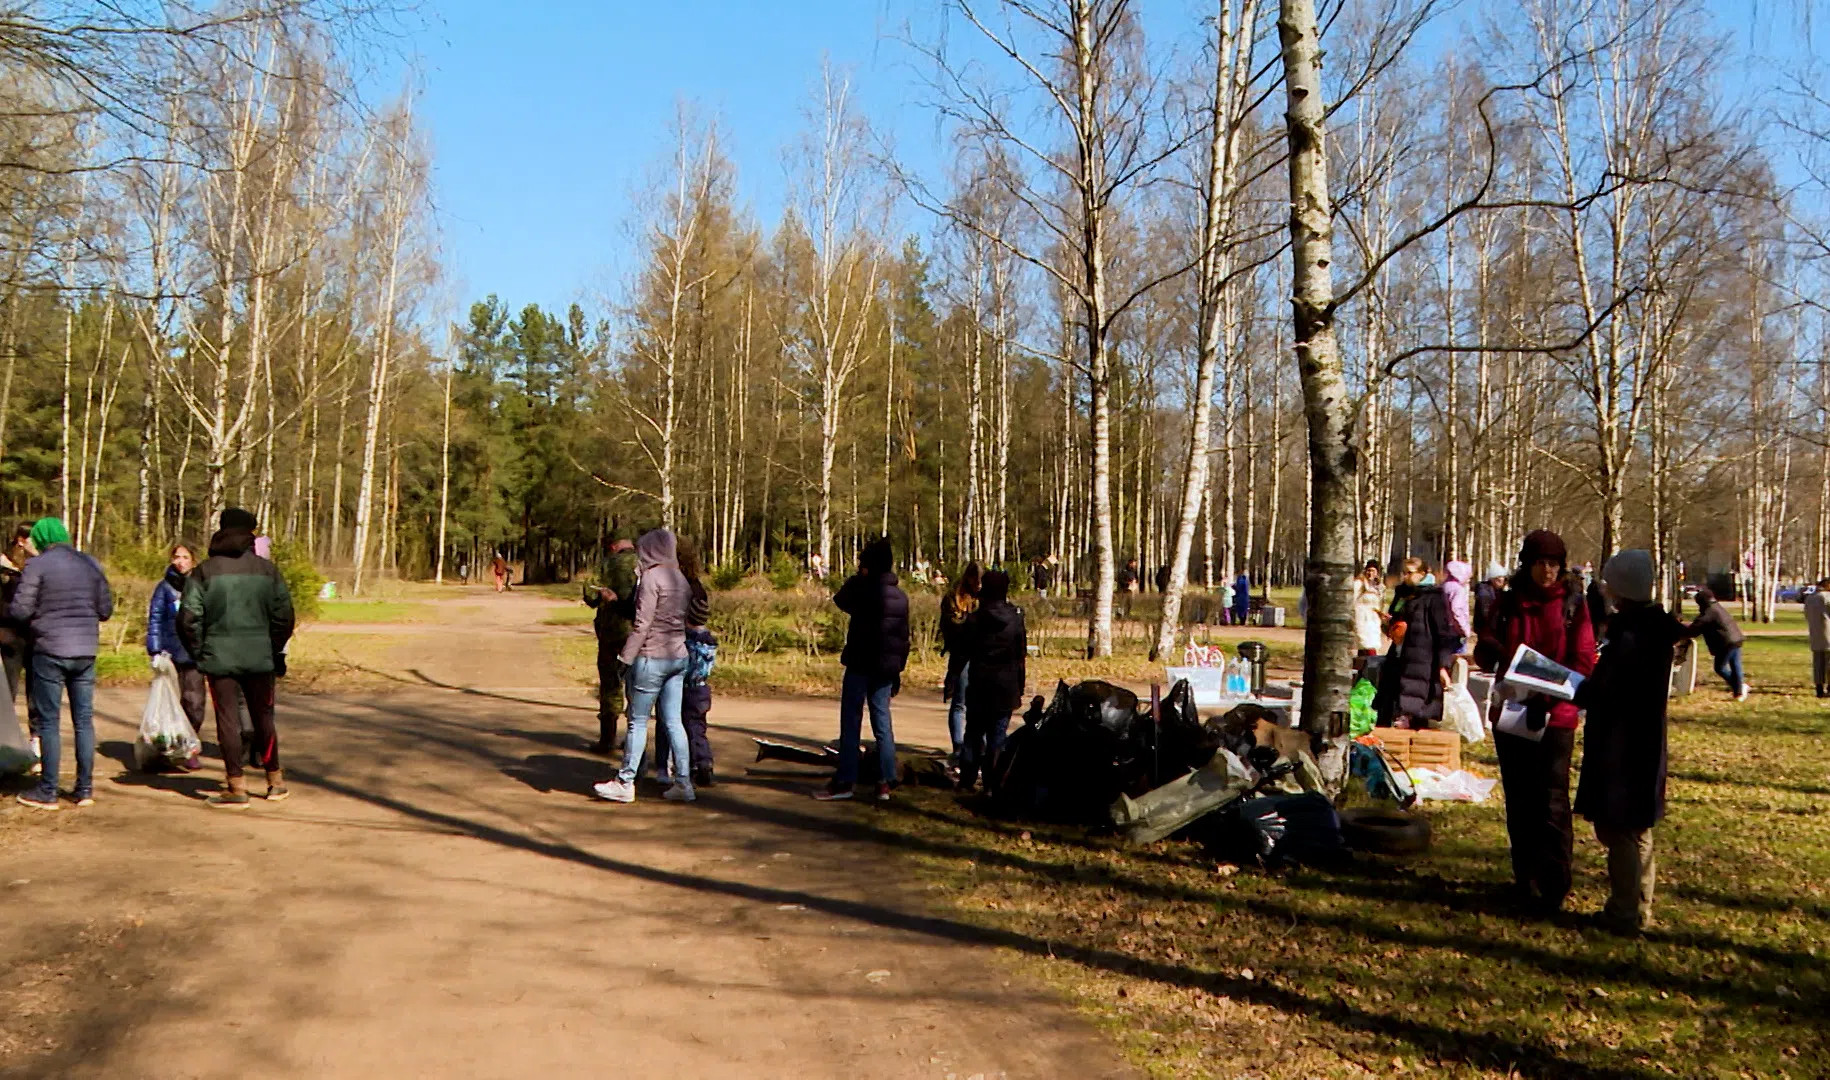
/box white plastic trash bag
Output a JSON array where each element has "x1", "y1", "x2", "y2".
[
  {"x1": 135, "y1": 653, "x2": 200, "y2": 770},
  {"x1": 1408, "y1": 766, "x2": 1499, "y2": 803},
  {"x1": 1443, "y1": 683, "x2": 1485, "y2": 744}
]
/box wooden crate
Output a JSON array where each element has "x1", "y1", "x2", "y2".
[{"x1": 1367, "y1": 728, "x2": 1461, "y2": 772}]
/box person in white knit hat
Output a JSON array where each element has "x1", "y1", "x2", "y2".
[{"x1": 1570, "y1": 549, "x2": 1687, "y2": 932}]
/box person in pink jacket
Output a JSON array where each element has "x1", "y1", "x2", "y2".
[{"x1": 1442, "y1": 560, "x2": 1474, "y2": 654}]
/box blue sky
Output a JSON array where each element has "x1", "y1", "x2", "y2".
[
  {"x1": 406, "y1": 0, "x2": 939, "y2": 319},
  {"x1": 400, "y1": 0, "x2": 1808, "y2": 324}
]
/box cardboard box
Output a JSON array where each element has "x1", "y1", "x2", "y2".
[{"x1": 1366, "y1": 728, "x2": 1461, "y2": 772}]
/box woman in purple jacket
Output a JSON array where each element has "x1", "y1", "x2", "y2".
[{"x1": 593, "y1": 529, "x2": 694, "y2": 805}]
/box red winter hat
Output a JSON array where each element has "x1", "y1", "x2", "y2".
[{"x1": 1518, "y1": 529, "x2": 1568, "y2": 569}]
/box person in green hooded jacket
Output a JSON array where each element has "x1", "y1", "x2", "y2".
[
  {"x1": 179, "y1": 507, "x2": 294, "y2": 808},
  {"x1": 584, "y1": 532, "x2": 638, "y2": 755}
]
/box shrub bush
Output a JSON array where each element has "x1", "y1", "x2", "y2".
[
  {"x1": 710, "y1": 563, "x2": 747, "y2": 591},
  {"x1": 767, "y1": 551, "x2": 800, "y2": 591},
  {"x1": 270, "y1": 540, "x2": 325, "y2": 620}
]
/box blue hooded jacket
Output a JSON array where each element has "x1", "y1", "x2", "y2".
[{"x1": 146, "y1": 565, "x2": 193, "y2": 665}]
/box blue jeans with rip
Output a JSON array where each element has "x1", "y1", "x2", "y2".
[
  {"x1": 1713, "y1": 647, "x2": 1745, "y2": 696},
  {"x1": 619, "y1": 655, "x2": 689, "y2": 786},
  {"x1": 945, "y1": 662, "x2": 969, "y2": 757},
  {"x1": 836, "y1": 668, "x2": 896, "y2": 788},
  {"x1": 27, "y1": 653, "x2": 96, "y2": 801}
]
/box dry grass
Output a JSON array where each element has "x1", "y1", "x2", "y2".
[{"x1": 861, "y1": 634, "x2": 1829, "y2": 1079}]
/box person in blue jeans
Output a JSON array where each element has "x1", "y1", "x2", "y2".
[
  {"x1": 593, "y1": 528, "x2": 695, "y2": 805},
  {"x1": 937, "y1": 562, "x2": 981, "y2": 767},
  {"x1": 1686, "y1": 589, "x2": 1748, "y2": 701},
  {"x1": 815, "y1": 537, "x2": 911, "y2": 802},
  {"x1": 11, "y1": 517, "x2": 112, "y2": 810}
]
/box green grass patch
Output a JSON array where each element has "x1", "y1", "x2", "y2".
[
  {"x1": 542, "y1": 606, "x2": 596, "y2": 626},
  {"x1": 311, "y1": 600, "x2": 434, "y2": 624},
  {"x1": 862, "y1": 632, "x2": 1829, "y2": 1078}
]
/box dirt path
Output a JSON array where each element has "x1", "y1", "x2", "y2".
[{"x1": 0, "y1": 588, "x2": 1133, "y2": 1080}]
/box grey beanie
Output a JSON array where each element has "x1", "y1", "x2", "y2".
[
  {"x1": 1602, "y1": 549, "x2": 1655, "y2": 604},
  {"x1": 1483, "y1": 561, "x2": 1508, "y2": 581}
]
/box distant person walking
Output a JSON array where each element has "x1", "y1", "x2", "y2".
[
  {"x1": 1489, "y1": 529, "x2": 1596, "y2": 915},
  {"x1": 1231, "y1": 571, "x2": 1251, "y2": 626},
  {"x1": 584, "y1": 534, "x2": 637, "y2": 756},
  {"x1": 814, "y1": 537, "x2": 909, "y2": 802},
  {"x1": 180, "y1": 508, "x2": 296, "y2": 808},
  {"x1": 1573, "y1": 550, "x2": 1686, "y2": 934},
  {"x1": 1442, "y1": 560, "x2": 1474, "y2": 654},
  {"x1": 938, "y1": 562, "x2": 981, "y2": 766},
  {"x1": 1686, "y1": 589, "x2": 1748, "y2": 700},
  {"x1": 10, "y1": 518, "x2": 112, "y2": 810},
  {"x1": 1805, "y1": 580, "x2": 1830, "y2": 697},
  {"x1": 491, "y1": 552, "x2": 510, "y2": 593},
  {"x1": 146, "y1": 543, "x2": 207, "y2": 770},
  {"x1": 958, "y1": 570, "x2": 1026, "y2": 792},
  {"x1": 593, "y1": 528, "x2": 695, "y2": 805}
]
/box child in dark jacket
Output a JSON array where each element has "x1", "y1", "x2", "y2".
[
  {"x1": 1574, "y1": 550, "x2": 1687, "y2": 932},
  {"x1": 146, "y1": 543, "x2": 207, "y2": 770},
  {"x1": 958, "y1": 570, "x2": 1027, "y2": 792}
]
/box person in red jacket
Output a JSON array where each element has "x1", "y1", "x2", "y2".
[{"x1": 1490, "y1": 529, "x2": 1597, "y2": 914}]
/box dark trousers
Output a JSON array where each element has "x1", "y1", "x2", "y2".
[
  {"x1": 5, "y1": 643, "x2": 39, "y2": 733},
  {"x1": 175, "y1": 662, "x2": 208, "y2": 742},
  {"x1": 654, "y1": 684, "x2": 715, "y2": 776},
  {"x1": 1815, "y1": 650, "x2": 1830, "y2": 698},
  {"x1": 1496, "y1": 727, "x2": 1576, "y2": 910},
  {"x1": 209, "y1": 673, "x2": 276, "y2": 779},
  {"x1": 596, "y1": 644, "x2": 627, "y2": 749},
  {"x1": 681, "y1": 684, "x2": 713, "y2": 771},
  {"x1": 957, "y1": 700, "x2": 1012, "y2": 789}
]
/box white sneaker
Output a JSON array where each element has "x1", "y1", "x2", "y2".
[
  {"x1": 593, "y1": 779, "x2": 635, "y2": 803},
  {"x1": 662, "y1": 782, "x2": 696, "y2": 803}
]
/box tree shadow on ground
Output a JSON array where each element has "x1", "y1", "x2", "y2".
[
  {"x1": 501, "y1": 753, "x2": 608, "y2": 797},
  {"x1": 275, "y1": 762, "x2": 1678, "y2": 1080}
]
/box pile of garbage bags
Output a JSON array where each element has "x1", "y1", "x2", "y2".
[{"x1": 987, "y1": 678, "x2": 1349, "y2": 868}]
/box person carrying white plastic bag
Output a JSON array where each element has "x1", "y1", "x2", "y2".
[
  {"x1": 1442, "y1": 658, "x2": 1486, "y2": 744},
  {"x1": 135, "y1": 653, "x2": 200, "y2": 771}
]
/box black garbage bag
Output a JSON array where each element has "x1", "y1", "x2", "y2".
[
  {"x1": 989, "y1": 679, "x2": 1234, "y2": 825},
  {"x1": 988, "y1": 682, "x2": 1140, "y2": 823},
  {"x1": 1154, "y1": 679, "x2": 1223, "y2": 779},
  {"x1": 1196, "y1": 792, "x2": 1346, "y2": 868}
]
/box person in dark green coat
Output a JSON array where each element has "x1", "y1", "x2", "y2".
[
  {"x1": 178, "y1": 507, "x2": 295, "y2": 808},
  {"x1": 584, "y1": 533, "x2": 638, "y2": 755}
]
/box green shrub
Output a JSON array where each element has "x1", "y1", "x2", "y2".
[
  {"x1": 270, "y1": 540, "x2": 325, "y2": 620},
  {"x1": 767, "y1": 551, "x2": 800, "y2": 591},
  {"x1": 108, "y1": 542, "x2": 175, "y2": 583},
  {"x1": 710, "y1": 563, "x2": 747, "y2": 591}
]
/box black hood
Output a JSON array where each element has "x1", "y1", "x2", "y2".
[{"x1": 208, "y1": 527, "x2": 255, "y2": 558}]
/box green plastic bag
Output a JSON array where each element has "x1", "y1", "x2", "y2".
[{"x1": 1349, "y1": 678, "x2": 1377, "y2": 738}]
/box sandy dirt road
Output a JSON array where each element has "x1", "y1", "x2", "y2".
[{"x1": 0, "y1": 589, "x2": 1133, "y2": 1080}]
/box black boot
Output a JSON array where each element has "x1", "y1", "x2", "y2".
[{"x1": 692, "y1": 766, "x2": 715, "y2": 789}]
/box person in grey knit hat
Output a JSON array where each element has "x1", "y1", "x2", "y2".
[{"x1": 1571, "y1": 550, "x2": 1686, "y2": 932}]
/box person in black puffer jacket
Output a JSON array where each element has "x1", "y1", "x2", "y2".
[
  {"x1": 815, "y1": 537, "x2": 910, "y2": 802},
  {"x1": 1376, "y1": 580, "x2": 1456, "y2": 729},
  {"x1": 958, "y1": 570, "x2": 1026, "y2": 792}
]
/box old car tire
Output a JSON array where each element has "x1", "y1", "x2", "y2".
[{"x1": 1339, "y1": 807, "x2": 1432, "y2": 856}]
